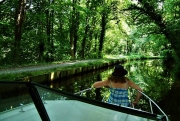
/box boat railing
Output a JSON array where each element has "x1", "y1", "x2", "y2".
[
  {"x1": 74, "y1": 88, "x2": 93, "y2": 96},
  {"x1": 0, "y1": 81, "x2": 169, "y2": 121},
  {"x1": 136, "y1": 90, "x2": 169, "y2": 121},
  {"x1": 75, "y1": 87, "x2": 169, "y2": 121}
]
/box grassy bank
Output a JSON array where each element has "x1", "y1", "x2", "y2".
[{"x1": 0, "y1": 55, "x2": 163, "y2": 81}]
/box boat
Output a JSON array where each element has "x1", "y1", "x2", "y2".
[{"x1": 0, "y1": 81, "x2": 169, "y2": 121}]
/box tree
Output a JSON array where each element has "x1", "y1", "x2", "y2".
[
  {"x1": 98, "y1": 0, "x2": 112, "y2": 58},
  {"x1": 13, "y1": 0, "x2": 28, "y2": 63},
  {"x1": 45, "y1": 0, "x2": 55, "y2": 62},
  {"x1": 124, "y1": 0, "x2": 180, "y2": 60},
  {"x1": 2, "y1": 0, "x2": 177, "y2": 66}
]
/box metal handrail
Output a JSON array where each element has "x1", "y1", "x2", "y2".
[
  {"x1": 74, "y1": 88, "x2": 93, "y2": 96},
  {"x1": 137, "y1": 90, "x2": 169, "y2": 121},
  {"x1": 74, "y1": 87, "x2": 169, "y2": 121},
  {"x1": 0, "y1": 81, "x2": 167, "y2": 121}
]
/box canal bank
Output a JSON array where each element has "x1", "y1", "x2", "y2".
[
  {"x1": 0, "y1": 56, "x2": 162, "y2": 82},
  {"x1": 0, "y1": 59, "x2": 171, "y2": 121}
]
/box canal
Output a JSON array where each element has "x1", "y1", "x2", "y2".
[
  {"x1": 0, "y1": 59, "x2": 179, "y2": 121},
  {"x1": 45, "y1": 59, "x2": 178, "y2": 121}
]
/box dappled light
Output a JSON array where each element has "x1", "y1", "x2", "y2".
[
  {"x1": 1, "y1": 0, "x2": 180, "y2": 64},
  {"x1": 1, "y1": 0, "x2": 180, "y2": 120},
  {"x1": 50, "y1": 72, "x2": 54, "y2": 81}
]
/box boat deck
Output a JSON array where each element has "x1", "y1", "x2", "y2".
[
  {"x1": 0, "y1": 100, "x2": 155, "y2": 121},
  {"x1": 0, "y1": 81, "x2": 168, "y2": 121}
]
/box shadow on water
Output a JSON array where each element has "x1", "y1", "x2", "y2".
[{"x1": 158, "y1": 61, "x2": 180, "y2": 121}]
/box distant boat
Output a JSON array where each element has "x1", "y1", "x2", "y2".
[{"x1": 0, "y1": 81, "x2": 169, "y2": 121}]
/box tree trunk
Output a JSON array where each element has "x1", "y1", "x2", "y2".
[
  {"x1": 45, "y1": 9, "x2": 51, "y2": 61},
  {"x1": 98, "y1": 12, "x2": 106, "y2": 58},
  {"x1": 51, "y1": 0, "x2": 55, "y2": 61},
  {"x1": 50, "y1": 7, "x2": 54, "y2": 61},
  {"x1": 38, "y1": 21, "x2": 44, "y2": 62},
  {"x1": 69, "y1": 0, "x2": 80, "y2": 59},
  {"x1": 69, "y1": 1, "x2": 75, "y2": 59},
  {"x1": 45, "y1": 0, "x2": 54, "y2": 62},
  {"x1": 73, "y1": 11, "x2": 79, "y2": 59},
  {"x1": 13, "y1": 0, "x2": 27, "y2": 63},
  {"x1": 81, "y1": 18, "x2": 89, "y2": 59}
]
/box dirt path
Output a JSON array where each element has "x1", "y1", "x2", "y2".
[{"x1": 0, "y1": 59, "x2": 102, "y2": 75}]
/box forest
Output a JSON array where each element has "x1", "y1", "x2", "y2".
[{"x1": 0, "y1": 0, "x2": 180, "y2": 66}]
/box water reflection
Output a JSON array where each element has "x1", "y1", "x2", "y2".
[
  {"x1": 46, "y1": 66, "x2": 113, "y2": 101},
  {"x1": 46, "y1": 59, "x2": 177, "y2": 120},
  {"x1": 1, "y1": 59, "x2": 179, "y2": 121},
  {"x1": 0, "y1": 84, "x2": 33, "y2": 112},
  {"x1": 47, "y1": 60, "x2": 173, "y2": 100}
]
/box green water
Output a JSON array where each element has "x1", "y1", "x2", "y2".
[
  {"x1": 47, "y1": 59, "x2": 178, "y2": 121},
  {"x1": 0, "y1": 59, "x2": 179, "y2": 121}
]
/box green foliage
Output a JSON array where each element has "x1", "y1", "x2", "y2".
[
  {"x1": 1, "y1": 0, "x2": 180, "y2": 66},
  {"x1": 124, "y1": 0, "x2": 180, "y2": 60}
]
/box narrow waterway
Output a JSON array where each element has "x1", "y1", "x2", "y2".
[
  {"x1": 45, "y1": 59, "x2": 178, "y2": 121},
  {"x1": 0, "y1": 59, "x2": 179, "y2": 121}
]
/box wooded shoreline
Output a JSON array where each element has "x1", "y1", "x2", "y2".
[{"x1": 0, "y1": 56, "x2": 163, "y2": 81}]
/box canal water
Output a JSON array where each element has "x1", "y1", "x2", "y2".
[
  {"x1": 0, "y1": 59, "x2": 179, "y2": 121},
  {"x1": 45, "y1": 59, "x2": 179, "y2": 121}
]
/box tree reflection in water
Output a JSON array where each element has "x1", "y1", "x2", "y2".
[{"x1": 47, "y1": 59, "x2": 178, "y2": 121}]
